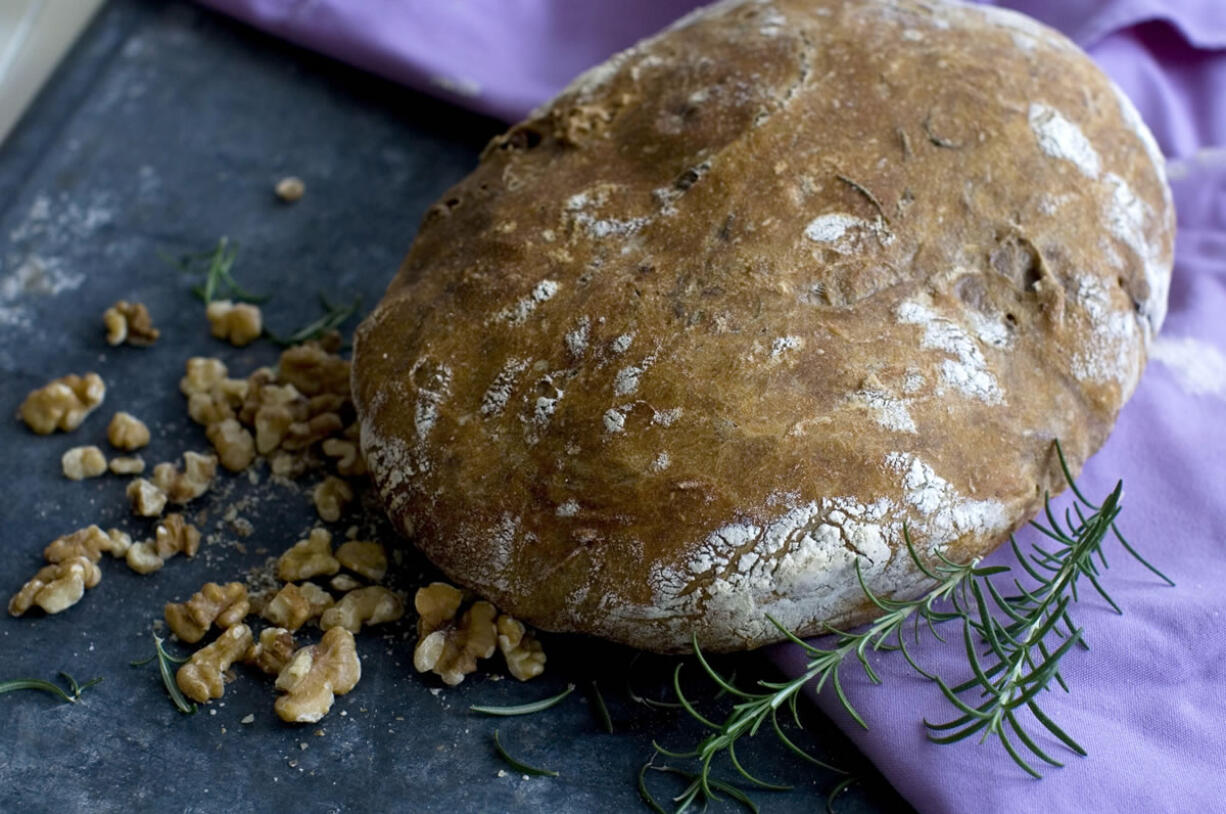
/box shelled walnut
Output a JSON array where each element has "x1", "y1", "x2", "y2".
[
  {"x1": 150, "y1": 451, "x2": 217, "y2": 504},
  {"x1": 205, "y1": 300, "x2": 263, "y2": 347},
  {"x1": 126, "y1": 477, "x2": 167, "y2": 517},
  {"x1": 319, "y1": 586, "x2": 403, "y2": 634},
  {"x1": 176, "y1": 624, "x2": 253, "y2": 703},
  {"x1": 8, "y1": 556, "x2": 102, "y2": 616},
  {"x1": 261, "y1": 582, "x2": 334, "y2": 631},
  {"x1": 43, "y1": 525, "x2": 130, "y2": 563},
  {"x1": 281, "y1": 413, "x2": 344, "y2": 452},
  {"x1": 274, "y1": 627, "x2": 361, "y2": 723},
  {"x1": 412, "y1": 598, "x2": 498, "y2": 686},
  {"x1": 180, "y1": 357, "x2": 229, "y2": 397},
  {"x1": 164, "y1": 582, "x2": 250, "y2": 644},
  {"x1": 329, "y1": 574, "x2": 362, "y2": 593},
  {"x1": 277, "y1": 341, "x2": 350, "y2": 397},
  {"x1": 19, "y1": 373, "x2": 106, "y2": 434},
  {"x1": 206, "y1": 418, "x2": 255, "y2": 472},
  {"x1": 245, "y1": 627, "x2": 296, "y2": 675},
  {"x1": 414, "y1": 582, "x2": 463, "y2": 636},
  {"x1": 313, "y1": 476, "x2": 353, "y2": 523},
  {"x1": 109, "y1": 456, "x2": 145, "y2": 475},
  {"x1": 61, "y1": 446, "x2": 107, "y2": 480},
  {"x1": 335, "y1": 541, "x2": 386, "y2": 582},
  {"x1": 107, "y1": 411, "x2": 150, "y2": 450},
  {"x1": 496, "y1": 615, "x2": 546, "y2": 681},
  {"x1": 103, "y1": 300, "x2": 159, "y2": 346},
  {"x1": 277, "y1": 529, "x2": 340, "y2": 582},
  {"x1": 154, "y1": 513, "x2": 201, "y2": 559},
  {"x1": 321, "y1": 437, "x2": 366, "y2": 477}
]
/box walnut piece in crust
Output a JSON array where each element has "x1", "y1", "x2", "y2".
[
  {"x1": 8, "y1": 556, "x2": 102, "y2": 616},
  {"x1": 164, "y1": 582, "x2": 250, "y2": 644},
  {"x1": 176, "y1": 624, "x2": 253, "y2": 703},
  {"x1": 206, "y1": 418, "x2": 255, "y2": 472},
  {"x1": 246, "y1": 627, "x2": 296, "y2": 675},
  {"x1": 151, "y1": 451, "x2": 218, "y2": 504},
  {"x1": 205, "y1": 300, "x2": 263, "y2": 347},
  {"x1": 496, "y1": 615, "x2": 546, "y2": 681},
  {"x1": 107, "y1": 412, "x2": 150, "y2": 450},
  {"x1": 19, "y1": 373, "x2": 106, "y2": 434},
  {"x1": 61, "y1": 446, "x2": 107, "y2": 480},
  {"x1": 126, "y1": 477, "x2": 168, "y2": 517},
  {"x1": 103, "y1": 300, "x2": 159, "y2": 346},
  {"x1": 319, "y1": 586, "x2": 404, "y2": 634},
  {"x1": 274, "y1": 626, "x2": 361, "y2": 723},
  {"x1": 261, "y1": 582, "x2": 334, "y2": 631},
  {"x1": 277, "y1": 529, "x2": 340, "y2": 582},
  {"x1": 44, "y1": 525, "x2": 130, "y2": 563},
  {"x1": 110, "y1": 456, "x2": 145, "y2": 475},
  {"x1": 412, "y1": 599, "x2": 497, "y2": 686},
  {"x1": 335, "y1": 541, "x2": 387, "y2": 582},
  {"x1": 313, "y1": 476, "x2": 354, "y2": 523}
]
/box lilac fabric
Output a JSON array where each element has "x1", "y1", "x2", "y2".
[{"x1": 193, "y1": 0, "x2": 1226, "y2": 810}]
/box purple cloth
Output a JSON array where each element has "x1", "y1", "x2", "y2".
[{"x1": 194, "y1": 0, "x2": 1226, "y2": 810}]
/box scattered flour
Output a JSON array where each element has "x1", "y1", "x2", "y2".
[
  {"x1": 1028, "y1": 103, "x2": 1100, "y2": 179},
  {"x1": 848, "y1": 390, "x2": 916, "y2": 433},
  {"x1": 565, "y1": 317, "x2": 590, "y2": 358},
  {"x1": 897, "y1": 300, "x2": 1003, "y2": 403},
  {"x1": 555, "y1": 499, "x2": 580, "y2": 518},
  {"x1": 1150, "y1": 335, "x2": 1226, "y2": 398},
  {"x1": 496, "y1": 280, "x2": 559, "y2": 325},
  {"x1": 481, "y1": 358, "x2": 529, "y2": 417}
]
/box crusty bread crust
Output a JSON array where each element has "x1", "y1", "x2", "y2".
[{"x1": 353, "y1": 0, "x2": 1173, "y2": 652}]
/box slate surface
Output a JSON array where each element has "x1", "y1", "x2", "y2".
[{"x1": 0, "y1": 3, "x2": 915, "y2": 812}]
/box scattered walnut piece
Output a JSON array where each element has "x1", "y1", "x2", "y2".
[
  {"x1": 151, "y1": 451, "x2": 217, "y2": 504},
  {"x1": 274, "y1": 627, "x2": 361, "y2": 723},
  {"x1": 103, "y1": 300, "x2": 159, "y2": 346},
  {"x1": 176, "y1": 624, "x2": 253, "y2": 703},
  {"x1": 107, "y1": 411, "x2": 150, "y2": 450},
  {"x1": 165, "y1": 582, "x2": 250, "y2": 644},
  {"x1": 125, "y1": 542, "x2": 164, "y2": 574},
  {"x1": 329, "y1": 574, "x2": 362, "y2": 593},
  {"x1": 261, "y1": 582, "x2": 335, "y2": 631},
  {"x1": 206, "y1": 418, "x2": 255, "y2": 472},
  {"x1": 109, "y1": 456, "x2": 145, "y2": 475},
  {"x1": 320, "y1": 586, "x2": 404, "y2": 634},
  {"x1": 44, "y1": 525, "x2": 130, "y2": 563},
  {"x1": 321, "y1": 437, "x2": 366, "y2": 477},
  {"x1": 275, "y1": 176, "x2": 305, "y2": 203},
  {"x1": 269, "y1": 451, "x2": 309, "y2": 478},
  {"x1": 278, "y1": 341, "x2": 350, "y2": 397},
  {"x1": 277, "y1": 529, "x2": 340, "y2": 582},
  {"x1": 281, "y1": 413, "x2": 344, "y2": 453},
  {"x1": 313, "y1": 476, "x2": 354, "y2": 523},
  {"x1": 335, "y1": 541, "x2": 386, "y2": 582},
  {"x1": 126, "y1": 477, "x2": 168, "y2": 517},
  {"x1": 414, "y1": 582, "x2": 464, "y2": 637},
  {"x1": 246, "y1": 627, "x2": 296, "y2": 675},
  {"x1": 19, "y1": 373, "x2": 106, "y2": 434},
  {"x1": 180, "y1": 358, "x2": 229, "y2": 396},
  {"x1": 206, "y1": 300, "x2": 263, "y2": 347},
  {"x1": 61, "y1": 446, "x2": 107, "y2": 480},
  {"x1": 496, "y1": 615, "x2": 546, "y2": 681},
  {"x1": 155, "y1": 513, "x2": 202, "y2": 559},
  {"x1": 8, "y1": 556, "x2": 102, "y2": 616},
  {"x1": 413, "y1": 599, "x2": 498, "y2": 686}
]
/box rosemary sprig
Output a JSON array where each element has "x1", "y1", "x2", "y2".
[
  {"x1": 638, "y1": 752, "x2": 763, "y2": 814},
  {"x1": 589, "y1": 680, "x2": 614, "y2": 734},
  {"x1": 662, "y1": 439, "x2": 1168, "y2": 788},
  {"x1": 0, "y1": 672, "x2": 102, "y2": 704},
  {"x1": 266, "y1": 293, "x2": 361, "y2": 347},
  {"x1": 469, "y1": 683, "x2": 574, "y2": 716},
  {"x1": 492, "y1": 729, "x2": 559, "y2": 777},
  {"x1": 164, "y1": 237, "x2": 269, "y2": 304},
  {"x1": 132, "y1": 633, "x2": 196, "y2": 715}
]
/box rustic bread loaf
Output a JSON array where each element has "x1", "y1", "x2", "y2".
[{"x1": 352, "y1": 0, "x2": 1173, "y2": 652}]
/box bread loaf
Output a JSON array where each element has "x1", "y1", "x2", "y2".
[{"x1": 352, "y1": 0, "x2": 1173, "y2": 652}]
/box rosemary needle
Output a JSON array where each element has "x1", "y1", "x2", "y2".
[
  {"x1": 491, "y1": 729, "x2": 559, "y2": 777},
  {"x1": 266, "y1": 293, "x2": 361, "y2": 347},
  {"x1": 132, "y1": 633, "x2": 196, "y2": 715},
  {"x1": 0, "y1": 672, "x2": 102, "y2": 704},
  {"x1": 469, "y1": 683, "x2": 574, "y2": 716},
  {"x1": 589, "y1": 680, "x2": 614, "y2": 734}
]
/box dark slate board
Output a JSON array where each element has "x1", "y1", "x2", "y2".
[{"x1": 0, "y1": 3, "x2": 915, "y2": 812}]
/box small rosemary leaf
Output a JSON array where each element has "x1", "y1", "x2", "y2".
[
  {"x1": 999, "y1": 730, "x2": 1043, "y2": 779},
  {"x1": 1027, "y1": 699, "x2": 1087, "y2": 756},
  {"x1": 672, "y1": 664, "x2": 720, "y2": 730},
  {"x1": 491, "y1": 729, "x2": 558, "y2": 777},
  {"x1": 727, "y1": 741, "x2": 792, "y2": 791},
  {"x1": 146, "y1": 634, "x2": 197, "y2": 715},
  {"x1": 691, "y1": 638, "x2": 754, "y2": 700},
  {"x1": 825, "y1": 776, "x2": 859, "y2": 814},
  {"x1": 469, "y1": 683, "x2": 574, "y2": 716},
  {"x1": 1005, "y1": 711, "x2": 1063, "y2": 768},
  {"x1": 650, "y1": 739, "x2": 699, "y2": 760},
  {"x1": 637, "y1": 758, "x2": 670, "y2": 814},
  {"x1": 267, "y1": 294, "x2": 360, "y2": 347},
  {"x1": 769, "y1": 710, "x2": 847, "y2": 774},
  {"x1": 588, "y1": 681, "x2": 613, "y2": 734},
  {"x1": 0, "y1": 678, "x2": 75, "y2": 703}
]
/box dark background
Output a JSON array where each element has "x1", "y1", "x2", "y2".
[{"x1": 0, "y1": 3, "x2": 914, "y2": 812}]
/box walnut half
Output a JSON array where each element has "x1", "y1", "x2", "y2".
[
  {"x1": 206, "y1": 300, "x2": 262, "y2": 347},
  {"x1": 20, "y1": 373, "x2": 106, "y2": 434},
  {"x1": 319, "y1": 586, "x2": 404, "y2": 634},
  {"x1": 103, "y1": 301, "x2": 159, "y2": 347},
  {"x1": 61, "y1": 446, "x2": 107, "y2": 480},
  {"x1": 274, "y1": 626, "x2": 361, "y2": 723},
  {"x1": 9, "y1": 556, "x2": 102, "y2": 616},
  {"x1": 176, "y1": 624, "x2": 253, "y2": 703},
  {"x1": 277, "y1": 529, "x2": 340, "y2": 582},
  {"x1": 164, "y1": 582, "x2": 250, "y2": 644},
  {"x1": 261, "y1": 582, "x2": 334, "y2": 632},
  {"x1": 245, "y1": 627, "x2": 296, "y2": 675},
  {"x1": 43, "y1": 526, "x2": 130, "y2": 563},
  {"x1": 413, "y1": 600, "x2": 498, "y2": 686},
  {"x1": 496, "y1": 615, "x2": 546, "y2": 681}
]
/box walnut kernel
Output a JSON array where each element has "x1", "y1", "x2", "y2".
[
  {"x1": 180, "y1": 357, "x2": 229, "y2": 396},
  {"x1": 151, "y1": 451, "x2": 217, "y2": 503},
  {"x1": 154, "y1": 513, "x2": 201, "y2": 559},
  {"x1": 412, "y1": 600, "x2": 498, "y2": 686},
  {"x1": 319, "y1": 586, "x2": 404, "y2": 634},
  {"x1": 277, "y1": 529, "x2": 340, "y2": 582},
  {"x1": 176, "y1": 624, "x2": 253, "y2": 703},
  {"x1": 125, "y1": 542, "x2": 164, "y2": 574},
  {"x1": 109, "y1": 456, "x2": 145, "y2": 475},
  {"x1": 414, "y1": 582, "x2": 463, "y2": 637},
  {"x1": 103, "y1": 300, "x2": 159, "y2": 346},
  {"x1": 61, "y1": 446, "x2": 107, "y2": 480},
  {"x1": 321, "y1": 437, "x2": 366, "y2": 477},
  {"x1": 497, "y1": 615, "x2": 546, "y2": 681},
  {"x1": 246, "y1": 627, "x2": 296, "y2": 675},
  {"x1": 165, "y1": 582, "x2": 250, "y2": 643},
  {"x1": 206, "y1": 300, "x2": 262, "y2": 347},
  {"x1": 261, "y1": 582, "x2": 335, "y2": 631},
  {"x1": 20, "y1": 373, "x2": 106, "y2": 434},
  {"x1": 275, "y1": 176, "x2": 306, "y2": 202},
  {"x1": 313, "y1": 476, "x2": 354, "y2": 523},
  {"x1": 206, "y1": 418, "x2": 255, "y2": 472},
  {"x1": 107, "y1": 411, "x2": 150, "y2": 450},
  {"x1": 335, "y1": 541, "x2": 387, "y2": 582},
  {"x1": 44, "y1": 525, "x2": 130, "y2": 563},
  {"x1": 277, "y1": 342, "x2": 350, "y2": 397},
  {"x1": 274, "y1": 627, "x2": 361, "y2": 723},
  {"x1": 8, "y1": 556, "x2": 102, "y2": 616},
  {"x1": 329, "y1": 574, "x2": 362, "y2": 592},
  {"x1": 126, "y1": 477, "x2": 168, "y2": 517}
]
